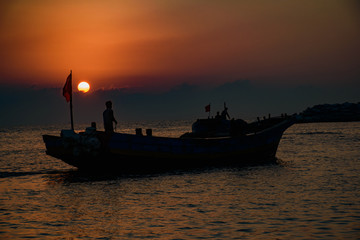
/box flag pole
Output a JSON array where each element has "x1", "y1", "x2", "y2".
[
  {"x1": 69, "y1": 70, "x2": 74, "y2": 130},
  {"x1": 208, "y1": 103, "x2": 211, "y2": 118},
  {"x1": 63, "y1": 70, "x2": 74, "y2": 130}
]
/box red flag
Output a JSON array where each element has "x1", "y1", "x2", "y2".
[
  {"x1": 205, "y1": 104, "x2": 210, "y2": 112},
  {"x1": 63, "y1": 72, "x2": 72, "y2": 102}
]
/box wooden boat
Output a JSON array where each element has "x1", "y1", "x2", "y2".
[{"x1": 43, "y1": 115, "x2": 294, "y2": 172}]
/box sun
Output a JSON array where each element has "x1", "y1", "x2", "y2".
[{"x1": 77, "y1": 81, "x2": 90, "y2": 93}]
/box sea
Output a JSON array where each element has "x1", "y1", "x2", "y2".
[{"x1": 0, "y1": 121, "x2": 359, "y2": 239}]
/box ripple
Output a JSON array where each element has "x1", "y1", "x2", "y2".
[{"x1": 1, "y1": 122, "x2": 360, "y2": 239}]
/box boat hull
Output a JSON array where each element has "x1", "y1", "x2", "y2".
[{"x1": 43, "y1": 118, "x2": 294, "y2": 172}]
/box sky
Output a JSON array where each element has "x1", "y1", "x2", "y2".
[
  {"x1": 1, "y1": 0, "x2": 359, "y2": 89},
  {"x1": 0, "y1": 0, "x2": 360, "y2": 127},
  {"x1": 2, "y1": 80, "x2": 359, "y2": 127}
]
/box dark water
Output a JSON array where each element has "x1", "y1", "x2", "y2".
[{"x1": 1, "y1": 121, "x2": 359, "y2": 239}]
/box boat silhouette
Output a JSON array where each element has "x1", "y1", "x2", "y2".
[{"x1": 43, "y1": 114, "x2": 294, "y2": 172}]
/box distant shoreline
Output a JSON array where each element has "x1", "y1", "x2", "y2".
[{"x1": 296, "y1": 102, "x2": 360, "y2": 123}]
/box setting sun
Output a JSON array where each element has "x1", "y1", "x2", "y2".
[{"x1": 78, "y1": 81, "x2": 90, "y2": 93}]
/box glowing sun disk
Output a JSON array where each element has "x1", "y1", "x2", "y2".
[{"x1": 78, "y1": 81, "x2": 90, "y2": 93}]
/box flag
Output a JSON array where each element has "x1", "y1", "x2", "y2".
[
  {"x1": 63, "y1": 72, "x2": 72, "y2": 102},
  {"x1": 205, "y1": 104, "x2": 210, "y2": 112}
]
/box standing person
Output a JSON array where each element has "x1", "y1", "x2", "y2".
[
  {"x1": 221, "y1": 106, "x2": 230, "y2": 120},
  {"x1": 103, "y1": 101, "x2": 117, "y2": 132}
]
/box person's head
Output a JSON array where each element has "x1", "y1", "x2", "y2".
[{"x1": 105, "y1": 101, "x2": 112, "y2": 109}]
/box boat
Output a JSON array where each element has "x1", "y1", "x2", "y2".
[{"x1": 43, "y1": 114, "x2": 295, "y2": 172}]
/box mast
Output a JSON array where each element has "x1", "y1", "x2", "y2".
[{"x1": 69, "y1": 70, "x2": 74, "y2": 130}]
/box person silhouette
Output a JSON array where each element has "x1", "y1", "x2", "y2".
[
  {"x1": 221, "y1": 105, "x2": 230, "y2": 120},
  {"x1": 103, "y1": 101, "x2": 117, "y2": 132}
]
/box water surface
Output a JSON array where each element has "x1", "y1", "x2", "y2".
[{"x1": 1, "y1": 121, "x2": 359, "y2": 239}]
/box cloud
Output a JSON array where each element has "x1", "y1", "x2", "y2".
[{"x1": 1, "y1": 80, "x2": 359, "y2": 127}]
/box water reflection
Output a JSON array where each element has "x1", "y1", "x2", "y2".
[
  {"x1": 1, "y1": 122, "x2": 360, "y2": 239},
  {"x1": 38, "y1": 165, "x2": 288, "y2": 239},
  {"x1": 43, "y1": 161, "x2": 282, "y2": 185}
]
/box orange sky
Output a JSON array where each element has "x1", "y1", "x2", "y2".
[{"x1": 0, "y1": 0, "x2": 359, "y2": 90}]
